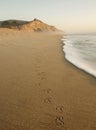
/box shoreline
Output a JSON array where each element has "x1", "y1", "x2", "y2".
[
  {"x1": 61, "y1": 35, "x2": 96, "y2": 79},
  {"x1": 0, "y1": 30, "x2": 96, "y2": 130}
]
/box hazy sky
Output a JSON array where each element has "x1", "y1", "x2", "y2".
[{"x1": 0, "y1": 0, "x2": 96, "y2": 33}]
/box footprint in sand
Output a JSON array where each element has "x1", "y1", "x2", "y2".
[
  {"x1": 41, "y1": 77, "x2": 46, "y2": 80},
  {"x1": 37, "y1": 72, "x2": 46, "y2": 80},
  {"x1": 36, "y1": 65, "x2": 40, "y2": 69},
  {"x1": 34, "y1": 82, "x2": 41, "y2": 87},
  {"x1": 56, "y1": 106, "x2": 64, "y2": 113},
  {"x1": 34, "y1": 64, "x2": 41, "y2": 71},
  {"x1": 44, "y1": 97, "x2": 53, "y2": 104},
  {"x1": 43, "y1": 88, "x2": 52, "y2": 94},
  {"x1": 55, "y1": 116, "x2": 64, "y2": 126}
]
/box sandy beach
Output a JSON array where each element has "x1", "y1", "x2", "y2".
[{"x1": 0, "y1": 29, "x2": 96, "y2": 130}]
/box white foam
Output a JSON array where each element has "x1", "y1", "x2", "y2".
[{"x1": 62, "y1": 38, "x2": 96, "y2": 78}]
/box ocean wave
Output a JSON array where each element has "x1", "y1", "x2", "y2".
[{"x1": 62, "y1": 34, "x2": 96, "y2": 78}]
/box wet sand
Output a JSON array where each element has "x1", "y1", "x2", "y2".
[{"x1": 0, "y1": 29, "x2": 96, "y2": 130}]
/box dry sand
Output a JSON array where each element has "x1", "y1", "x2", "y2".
[{"x1": 0, "y1": 28, "x2": 96, "y2": 130}]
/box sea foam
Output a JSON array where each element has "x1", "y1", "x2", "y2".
[{"x1": 62, "y1": 34, "x2": 96, "y2": 78}]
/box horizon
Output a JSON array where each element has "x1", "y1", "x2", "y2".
[{"x1": 0, "y1": 0, "x2": 96, "y2": 33}]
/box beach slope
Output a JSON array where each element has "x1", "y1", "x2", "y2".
[{"x1": 0, "y1": 29, "x2": 96, "y2": 130}]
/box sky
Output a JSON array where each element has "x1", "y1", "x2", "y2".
[{"x1": 0, "y1": 0, "x2": 96, "y2": 33}]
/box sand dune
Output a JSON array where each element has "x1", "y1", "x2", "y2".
[
  {"x1": 0, "y1": 29, "x2": 96, "y2": 130},
  {"x1": 0, "y1": 19, "x2": 57, "y2": 32}
]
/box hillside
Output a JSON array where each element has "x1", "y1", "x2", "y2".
[{"x1": 0, "y1": 19, "x2": 58, "y2": 32}]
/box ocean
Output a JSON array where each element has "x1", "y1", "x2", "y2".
[{"x1": 62, "y1": 34, "x2": 96, "y2": 78}]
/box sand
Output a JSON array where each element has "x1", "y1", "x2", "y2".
[{"x1": 0, "y1": 28, "x2": 96, "y2": 130}]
